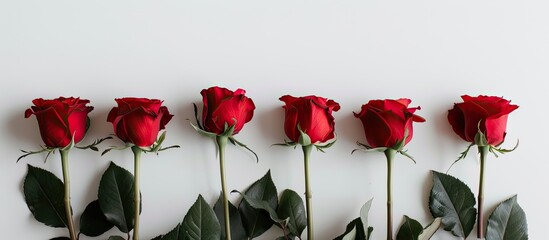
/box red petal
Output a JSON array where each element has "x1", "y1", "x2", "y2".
[
  {"x1": 201, "y1": 86, "x2": 235, "y2": 133},
  {"x1": 360, "y1": 107, "x2": 393, "y2": 148},
  {"x1": 211, "y1": 95, "x2": 255, "y2": 134},
  {"x1": 159, "y1": 106, "x2": 173, "y2": 130},
  {"x1": 484, "y1": 114, "x2": 509, "y2": 145},
  {"x1": 457, "y1": 101, "x2": 489, "y2": 142}
]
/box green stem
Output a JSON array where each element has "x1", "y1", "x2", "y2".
[
  {"x1": 477, "y1": 146, "x2": 489, "y2": 239},
  {"x1": 60, "y1": 149, "x2": 77, "y2": 240},
  {"x1": 384, "y1": 149, "x2": 396, "y2": 240},
  {"x1": 302, "y1": 145, "x2": 314, "y2": 240},
  {"x1": 132, "y1": 146, "x2": 142, "y2": 240},
  {"x1": 216, "y1": 136, "x2": 231, "y2": 240}
]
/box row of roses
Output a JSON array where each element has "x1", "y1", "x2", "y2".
[
  {"x1": 24, "y1": 90, "x2": 515, "y2": 150},
  {"x1": 21, "y1": 86, "x2": 521, "y2": 240}
]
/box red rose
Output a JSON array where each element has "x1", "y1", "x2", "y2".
[
  {"x1": 25, "y1": 97, "x2": 93, "y2": 148},
  {"x1": 201, "y1": 86, "x2": 256, "y2": 135},
  {"x1": 107, "y1": 98, "x2": 173, "y2": 147},
  {"x1": 280, "y1": 95, "x2": 341, "y2": 144},
  {"x1": 354, "y1": 99, "x2": 425, "y2": 148},
  {"x1": 448, "y1": 95, "x2": 518, "y2": 145}
]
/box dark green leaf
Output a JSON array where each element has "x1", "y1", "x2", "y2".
[
  {"x1": 334, "y1": 218, "x2": 367, "y2": 240},
  {"x1": 80, "y1": 200, "x2": 114, "y2": 236},
  {"x1": 160, "y1": 223, "x2": 183, "y2": 240},
  {"x1": 151, "y1": 236, "x2": 162, "y2": 240},
  {"x1": 98, "y1": 162, "x2": 137, "y2": 233},
  {"x1": 276, "y1": 237, "x2": 294, "y2": 240},
  {"x1": 429, "y1": 171, "x2": 476, "y2": 238},
  {"x1": 214, "y1": 194, "x2": 246, "y2": 240},
  {"x1": 50, "y1": 237, "x2": 70, "y2": 240},
  {"x1": 277, "y1": 189, "x2": 306, "y2": 237},
  {"x1": 397, "y1": 215, "x2": 423, "y2": 240},
  {"x1": 235, "y1": 190, "x2": 286, "y2": 224},
  {"x1": 239, "y1": 170, "x2": 278, "y2": 238},
  {"x1": 486, "y1": 195, "x2": 528, "y2": 240},
  {"x1": 366, "y1": 227, "x2": 373, "y2": 240},
  {"x1": 181, "y1": 195, "x2": 221, "y2": 240},
  {"x1": 107, "y1": 236, "x2": 126, "y2": 240},
  {"x1": 342, "y1": 226, "x2": 357, "y2": 240},
  {"x1": 23, "y1": 164, "x2": 68, "y2": 228}
]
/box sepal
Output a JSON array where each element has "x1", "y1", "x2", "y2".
[
  {"x1": 489, "y1": 139, "x2": 519, "y2": 157},
  {"x1": 101, "y1": 142, "x2": 132, "y2": 156},
  {"x1": 297, "y1": 125, "x2": 312, "y2": 146},
  {"x1": 474, "y1": 123, "x2": 489, "y2": 147},
  {"x1": 272, "y1": 139, "x2": 298, "y2": 148},
  {"x1": 61, "y1": 134, "x2": 76, "y2": 151},
  {"x1": 398, "y1": 150, "x2": 416, "y2": 164},
  {"x1": 315, "y1": 138, "x2": 336, "y2": 153},
  {"x1": 189, "y1": 120, "x2": 217, "y2": 138},
  {"x1": 17, "y1": 146, "x2": 56, "y2": 163},
  {"x1": 351, "y1": 141, "x2": 388, "y2": 154},
  {"x1": 149, "y1": 131, "x2": 180, "y2": 154},
  {"x1": 228, "y1": 137, "x2": 259, "y2": 162},
  {"x1": 75, "y1": 137, "x2": 113, "y2": 151}
]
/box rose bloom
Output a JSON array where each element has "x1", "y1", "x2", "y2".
[
  {"x1": 107, "y1": 98, "x2": 173, "y2": 147},
  {"x1": 448, "y1": 95, "x2": 518, "y2": 145},
  {"x1": 201, "y1": 86, "x2": 256, "y2": 135},
  {"x1": 279, "y1": 95, "x2": 340, "y2": 144},
  {"x1": 25, "y1": 97, "x2": 94, "y2": 148},
  {"x1": 354, "y1": 99, "x2": 425, "y2": 148}
]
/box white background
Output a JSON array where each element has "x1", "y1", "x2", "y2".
[{"x1": 1, "y1": 0, "x2": 548, "y2": 239}]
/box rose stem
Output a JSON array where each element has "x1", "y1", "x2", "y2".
[
  {"x1": 302, "y1": 145, "x2": 314, "y2": 240},
  {"x1": 132, "y1": 146, "x2": 142, "y2": 240},
  {"x1": 477, "y1": 146, "x2": 489, "y2": 239},
  {"x1": 216, "y1": 136, "x2": 232, "y2": 240},
  {"x1": 60, "y1": 149, "x2": 77, "y2": 240},
  {"x1": 384, "y1": 148, "x2": 396, "y2": 240}
]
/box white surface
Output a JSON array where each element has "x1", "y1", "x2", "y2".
[{"x1": 1, "y1": 1, "x2": 548, "y2": 239}]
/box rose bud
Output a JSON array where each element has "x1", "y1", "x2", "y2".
[{"x1": 201, "y1": 86, "x2": 256, "y2": 135}]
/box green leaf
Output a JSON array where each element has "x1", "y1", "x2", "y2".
[
  {"x1": 277, "y1": 189, "x2": 306, "y2": 237},
  {"x1": 397, "y1": 215, "x2": 423, "y2": 240},
  {"x1": 334, "y1": 218, "x2": 367, "y2": 240},
  {"x1": 366, "y1": 227, "x2": 373, "y2": 240},
  {"x1": 98, "y1": 162, "x2": 138, "y2": 233},
  {"x1": 107, "y1": 236, "x2": 126, "y2": 240},
  {"x1": 23, "y1": 164, "x2": 68, "y2": 228},
  {"x1": 239, "y1": 170, "x2": 278, "y2": 238},
  {"x1": 181, "y1": 194, "x2": 221, "y2": 240},
  {"x1": 429, "y1": 171, "x2": 476, "y2": 238},
  {"x1": 486, "y1": 195, "x2": 528, "y2": 240},
  {"x1": 276, "y1": 236, "x2": 296, "y2": 240},
  {"x1": 418, "y1": 218, "x2": 441, "y2": 240},
  {"x1": 213, "y1": 194, "x2": 247, "y2": 240},
  {"x1": 342, "y1": 226, "x2": 357, "y2": 240},
  {"x1": 80, "y1": 200, "x2": 115, "y2": 237},
  {"x1": 360, "y1": 198, "x2": 373, "y2": 240},
  {"x1": 235, "y1": 190, "x2": 287, "y2": 224}
]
